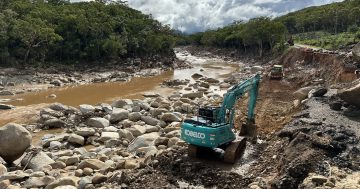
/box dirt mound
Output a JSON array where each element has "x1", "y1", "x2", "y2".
[{"x1": 128, "y1": 148, "x2": 249, "y2": 189}]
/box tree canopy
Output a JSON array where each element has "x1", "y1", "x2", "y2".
[
  {"x1": 180, "y1": 18, "x2": 287, "y2": 57},
  {"x1": 275, "y1": 0, "x2": 360, "y2": 34},
  {"x1": 0, "y1": 0, "x2": 175, "y2": 66}
]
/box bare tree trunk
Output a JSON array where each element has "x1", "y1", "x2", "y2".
[{"x1": 24, "y1": 46, "x2": 31, "y2": 63}]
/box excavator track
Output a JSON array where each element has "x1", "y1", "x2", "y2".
[
  {"x1": 188, "y1": 144, "x2": 198, "y2": 157},
  {"x1": 223, "y1": 138, "x2": 247, "y2": 163}
]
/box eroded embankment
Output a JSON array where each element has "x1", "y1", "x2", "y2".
[{"x1": 278, "y1": 47, "x2": 358, "y2": 85}]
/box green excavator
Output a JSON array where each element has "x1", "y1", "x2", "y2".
[{"x1": 180, "y1": 74, "x2": 261, "y2": 163}]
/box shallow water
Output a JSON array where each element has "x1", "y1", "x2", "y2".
[{"x1": 3, "y1": 50, "x2": 241, "y2": 107}]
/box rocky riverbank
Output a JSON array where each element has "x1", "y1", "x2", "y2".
[
  {"x1": 0, "y1": 47, "x2": 359, "y2": 189},
  {"x1": 0, "y1": 68, "x2": 249, "y2": 188},
  {"x1": 0, "y1": 57, "x2": 190, "y2": 105}
]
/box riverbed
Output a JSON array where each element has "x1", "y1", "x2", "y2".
[{"x1": 3, "y1": 49, "x2": 241, "y2": 107}]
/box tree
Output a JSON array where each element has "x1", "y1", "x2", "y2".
[{"x1": 11, "y1": 16, "x2": 62, "y2": 63}]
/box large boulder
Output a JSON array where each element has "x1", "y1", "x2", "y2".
[
  {"x1": 86, "y1": 117, "x2": 109, "y2": 128},
  {"x1": 352, "y1": 42, "x2": 360, "y2": 61},
  {"x1": 339, "y1": 79, "x2": 360, "y2": 107},
  {"x1": 0, "y1": 123, "x2": 32, "y2": 163},
  {"x1": 293, "y1": 86, "x2": 315, "y2": 101},
  {"x1": 308, "y1": 87, "x2": 328, "y2": 98},
  {"x1": 127, "y1": 132, "x2": 160, "y2": 152}
]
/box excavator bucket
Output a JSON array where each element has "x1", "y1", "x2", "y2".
[
  {"x1": 239, "y1": 121, "x2": 257, "y2": 143},
  {"x1": 223, "y1": 137, "x2": 247, "y2": 163}
]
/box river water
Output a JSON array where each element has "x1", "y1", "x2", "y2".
[{"x1": 5, "y1": 50, "x2": 241, "y2": 107}]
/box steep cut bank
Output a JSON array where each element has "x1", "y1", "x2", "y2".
[{"x1": 277, "y1": 47, "x2": 358, "y2": 85}]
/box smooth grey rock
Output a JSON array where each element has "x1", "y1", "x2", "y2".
[
  {"x1": 110, "y1": 109, "x2": 129, "y2": 122},
  {"x1": 49, "y1": 141, "x2": 62, "y2": 149},
  {"x1": 0, "y1": 123, "x2": 31, "y2": 163},
  {"x1": 75, "y1": 128, "x2": 96, "y2": 137},
  {"x1": 0, "y1": 170, "x2": 29, "y2": 181},
  {"x1": 127, "y1": 125, "x2": 146, "y2": 137},
  {"x1": 182, "y1": 92, "x2": 203, "y2": 99},
  {"x1": 160, "y1": 113, "x2": 182, "y2": 122},
  {"x1": 49, "y1": 103, "x2": 69, "y2": 112},
  {"x1": 127, "y1": 132, "x2": 160, "y2": 152},
  {"x1": 57, "y1": 156, "x2": 80, "y2": 166},
  {"x1": 112, "y1": 99, "x2": 132, "y2": 108},
  {"x1": 141, "y1": 116, "x2": 159, "y2": 126},
  {"x1": 0, "y1": 164, "x2": 7, "y2": 175},
  {"x1": 0, "y1": 91, "x2": 14, "y2": 96},
  {"x1": 86, "y1": 117, "x2": 109, "y2": 128},
  {"x1": 21, "y1": 151, "x2": 55, "y2": 171},
  {"x1": 339, "y1": 79, "x2": 360, "y2": 107},
  {"x1": 128, "y1": 112, "x2": 141, "y2": 122},
  {"x1": 68, "y1": 134, "x2": 85, "y2": 146},
  {"x1": 78, "y1": 177, "x2": 92, "y2": 189},
  {"x1": 23, "y1": 176, "x2": 55, "y2": 188},
  {"x1": 167, "y1": 137, "x2": 181, "y2": 147},
  {"x1": 45, "y1": 176, "x2": 79, "y2": 189},
  {"x1": 118, "y1": 129, "x2": 135, "y2": 141},
  {"x1": 77, "y1": 159, "x2": 107, "y2": 170},
  {"x1": 44, "y1": 118, "x2": 66, "y2": 128},
  {"x1": 99, "y1": 132, "x2": 119, "y2": 143},
  {"x1": 79, "y1": 104, "x2": 95, "y2": 114}
]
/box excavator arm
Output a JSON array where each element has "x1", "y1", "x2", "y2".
[{"x1": 216, "y1": 74, "x2": 260, "y2": 128}]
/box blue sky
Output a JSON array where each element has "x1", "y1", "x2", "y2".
[{"x1": 73, "y1": 0, "x2": 343, "y2": 33}]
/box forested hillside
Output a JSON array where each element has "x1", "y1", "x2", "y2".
[
  {"x1": 180, "y1": 0, "x2": 360, "y2": 55},
  {"x1": 276, "y1": 0, "x2": 360, "y2": 34},
  {"x1": 0, "y1": 0, "x2": 175, "y2": 66},
  {"x1": 177, "y1": 17, "x2": 287, "y2": 57}
]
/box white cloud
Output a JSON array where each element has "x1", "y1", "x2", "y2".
[{"x1": 127, "y1": 0, "x2": 343, "y2": 33}]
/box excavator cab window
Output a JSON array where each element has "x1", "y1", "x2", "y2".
[{"x1": 198, "y1": 107, "x2": 220, "y2": 123}]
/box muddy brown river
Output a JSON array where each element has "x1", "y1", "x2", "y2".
[{"x1": 4, "y1": 51, "x2": 241, "y2": 107}]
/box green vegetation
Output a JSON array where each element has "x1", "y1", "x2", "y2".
[
  {"x1": 181, "y1": 18, "x2": 287, "y2": 57},
  {"x1": 294, "y1": 31, "x2": 360, "y2": 50},
  {"x1": 276, "y1": 0, "x2": 360, "y2": 50},
  {"x1": 276, "y1": 0, "x2": 360, "y2": 35},
  {"x1": 0, "y1": 0, "x2": 175, "y2": 66},
  {"x1": 182, "y1": 0, "x2": 360, "y2": 55}
]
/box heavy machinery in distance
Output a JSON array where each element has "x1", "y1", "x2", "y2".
[
  {"x1": 269, "y1": 65, "x2": 285, "y2": 80},
  {"x1": 180, "y1": 74, "x2": 261, "y2": 163}
]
